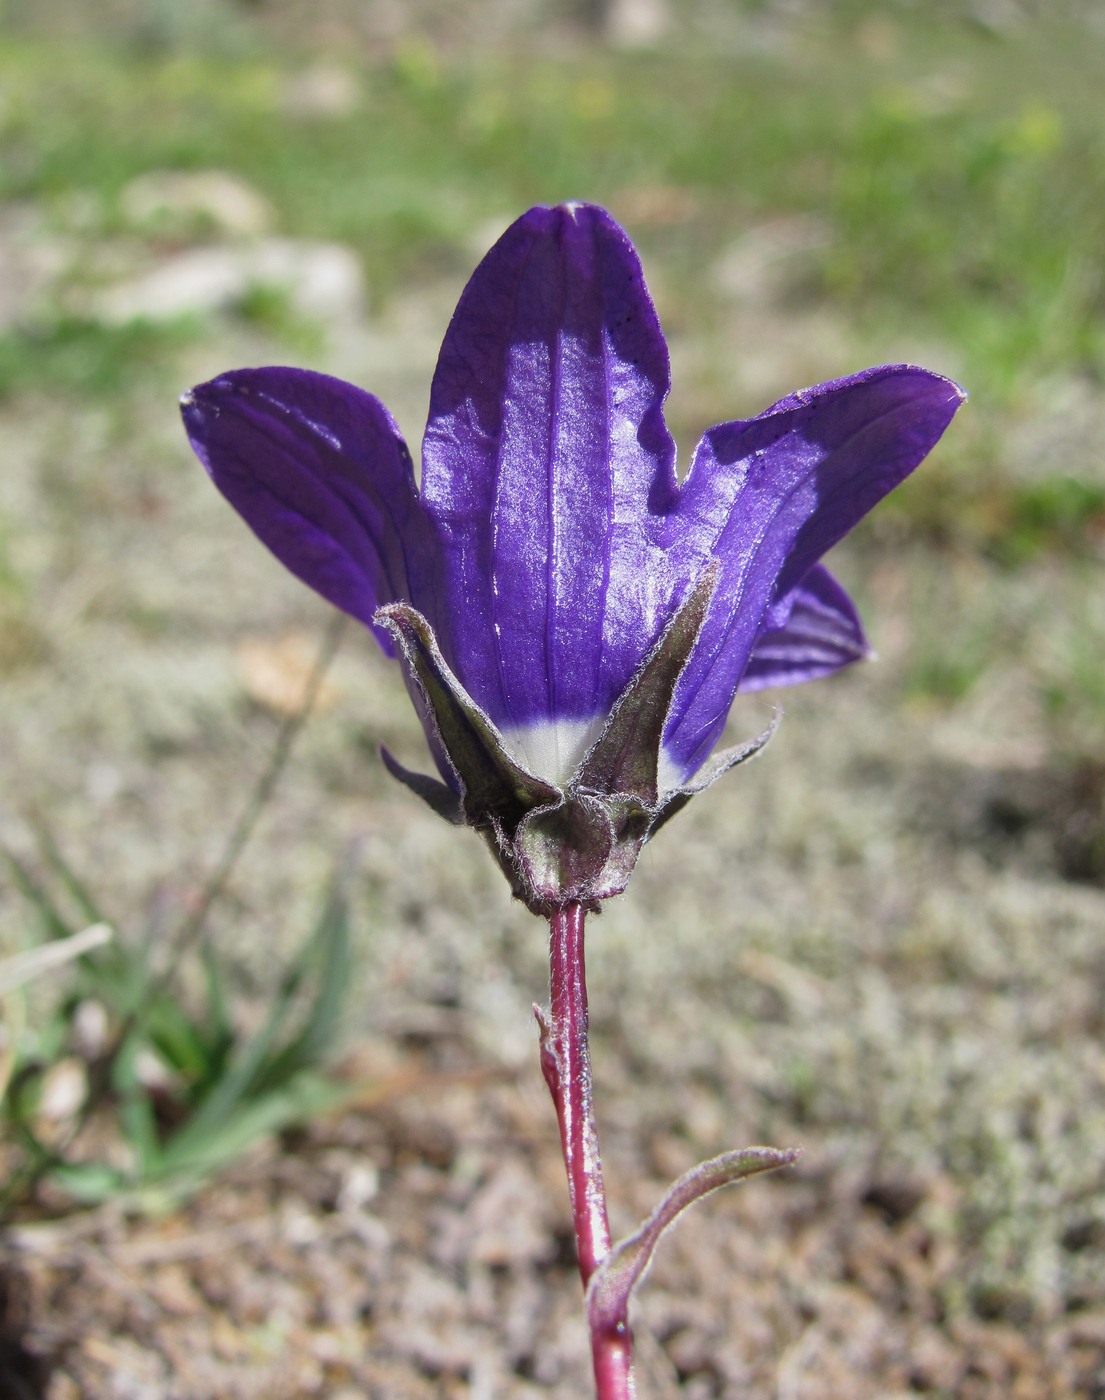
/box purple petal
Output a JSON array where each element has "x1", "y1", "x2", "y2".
[
  {"x1": 420, "y1": 203, "x2": 680, "y2": 736},
  {"x1": 739, "y1": 563, "x2": 869, "y2": 692},
  {"x1": 181, "y1": 367, "x2": 426, "y2": 654},
  {"x1": 663, "y1": 365, "x2": 965, "y2": 778}
]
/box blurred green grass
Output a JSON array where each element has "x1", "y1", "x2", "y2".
[
  {"x1": 1, "y1": 5, "x2": 1101, "y2": 728},
  {"x1": 2, "y1": 10, "x2": 1105, "y2": 398}
]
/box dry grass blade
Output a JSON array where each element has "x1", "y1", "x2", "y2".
[{"x1": 0, "y1": 923, "x2": 114, "y2": 997}]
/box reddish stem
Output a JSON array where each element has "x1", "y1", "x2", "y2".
[{"x1": 540, "y1": 903, "x2": 636, "y2": 1400}]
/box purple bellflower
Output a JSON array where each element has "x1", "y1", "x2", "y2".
[
  {"x1": 181, "y1": 203, "x2": 963, "y2": 915},
  {"x1": 182, "y1": 205, "x2": 964, "y2": 1398}
]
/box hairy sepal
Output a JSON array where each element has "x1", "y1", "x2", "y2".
[
  {"x1": 650, "y1": 711, "x2": 781, "y2": 838},
  {"x1": 375, "y1": 586, "x2": 773, "y2": 914},
  {"x1": 576, "y1": 565, "x2": 717, "y2": 805},
  {"x1": 375, "y1": 602, "x2": 560, "y2": 827}
]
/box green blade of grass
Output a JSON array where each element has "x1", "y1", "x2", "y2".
[
  {"x1": 157, "y1": 946, "x2": 316, "y2": 1165},
  {"x1": 251, "y1": 878, "x2": 352, "y2": 1095},
  {"x1": 155, "y1": 1070, "x2": 350, "y2": 1184},
  {"x1": 1, "y1": 843, "x2": 77, "y2": 943},
  {"x1": 31, "y1": 819, "x2": 108, "y2": 928}
]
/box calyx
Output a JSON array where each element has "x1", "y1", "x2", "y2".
[{"x1": 375, "y1": 568, "x2": 776, "y2": 916}]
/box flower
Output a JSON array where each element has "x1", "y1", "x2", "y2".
[{"x1": 181, "y1": 203, "x2": 963, "y2": 913}]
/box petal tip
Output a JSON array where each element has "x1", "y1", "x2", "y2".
[
  {"x1": 926, "y1": 369, "x2": 967, "y2": 407},
  {"x1": 907, "y1": 364, "x2": 968, "y2": 411},
  {"x1": 179, "y1": 376, "x2": 224, "y2": 423},
  {"x1": 178, "y1": 387, "x2": 207, "y2": 439},
  {"x1": 178, "y1": 384, "x2": 220, "y2": 450}
]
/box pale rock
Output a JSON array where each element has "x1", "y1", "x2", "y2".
[
  {"x1": 134, "y1": 1047, "x2": 178, "y2": 1091},
  {"x1": 89, "y1": 238, "x2": 365, "y2": 326},
  {"x1": 713, "y1": 214, "x2": 831, "y2": 307},
  {"x1": 337, "y1": 1161, "x2": 380, "y2": 1214},
  {"x1": 968, "y1": 0, "x2": 1026, "y2": 35},
  {"x1": 37, "y1": 1057, "x2": 88, "y2": 1124},
  {"x1": 605, "y1": 0, "x2": 671, "y2": 49},
  {"x1": 72, "y1": 999, "x2": 111, "y2": 1058},
  {"x1": 120, "y1": 170, "x2": 274, "y2": 239},
  {"x1": 0, "y1": 203, "x2": 73, "y2": 330},
  {"x1": 281, "y1": 65, "x2": 362, "y2": 119}
]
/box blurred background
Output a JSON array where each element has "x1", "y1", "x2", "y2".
[{"x1": 0, "y1": 2, "x2": 1103, "y2": 1397}]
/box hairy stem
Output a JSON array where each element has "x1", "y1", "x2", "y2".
[{"x1": 540, "y1": 903, "x2": 635, "y2": 1399}]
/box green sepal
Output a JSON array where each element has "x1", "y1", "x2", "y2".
[
  {"x1": 649, "y1": 712, "x2": 780, "y2": 838},
  {"x1": 513, "y1": 796, "x2": 613, "y2": 909},
  {"x1": 379, "y1": 744, "x2": 464, "y2": 824},
  {"x1": 577, "y1": 565, "x2": 717, "y2": 805},
  {"x1": 375, "y1": 602, "x2": 559, "y2": 828},
  {"x1": 374, "y1": 590, "x2": 776, "y2": 915}
]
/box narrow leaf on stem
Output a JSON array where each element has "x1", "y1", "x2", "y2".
[{"x1": 586, "y1": 1144, "x2": 801, "y2": 1337}]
